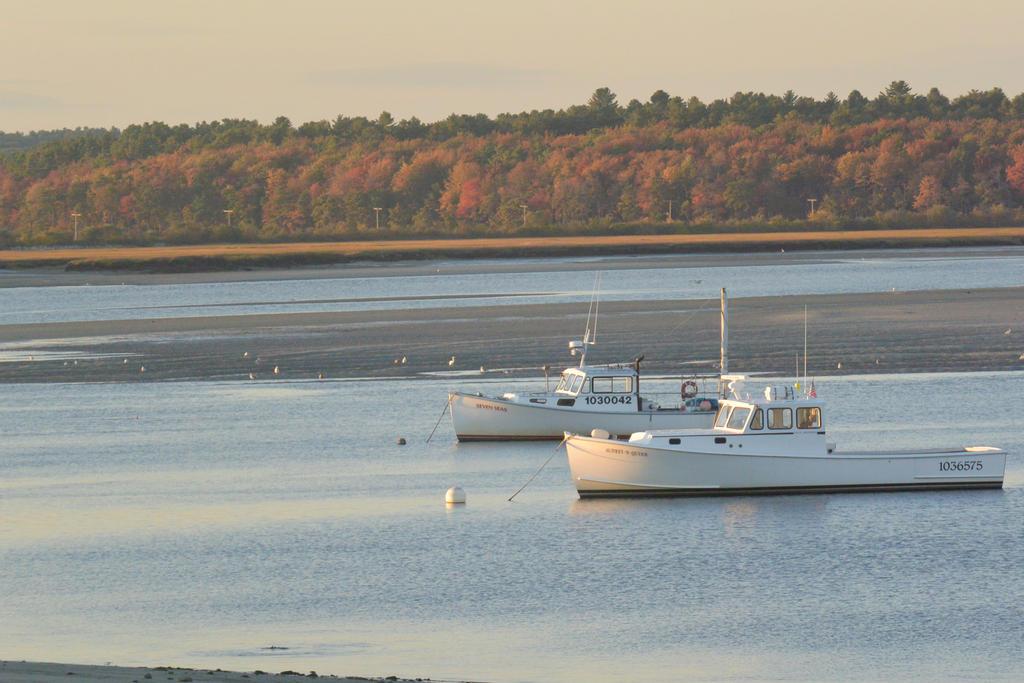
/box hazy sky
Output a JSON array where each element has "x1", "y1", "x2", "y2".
[{"x1": 3, "y1": 0, "x2": 1024, "y2": 133}]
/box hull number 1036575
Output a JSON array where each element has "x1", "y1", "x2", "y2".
[{"x1": 939, "y1": 460, "x2": 983, "y2": 472}]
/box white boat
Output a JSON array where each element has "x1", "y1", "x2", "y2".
[
  {"x1": 565, "y1": 380, "x2": 1006, "y2": 497},
  {"x1": 448, "y1": 289, "x2": 732, "y2": 441},
  {"x1": 449, "y1": 362, "x2": 719, "y2": 441}
]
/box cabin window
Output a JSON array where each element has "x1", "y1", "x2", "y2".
[
  {"x1": 768, "y1": 407, "x2": 792, "y2": 429},
  {"x1": 749, "y1": 409, "x2": 764, "y2": 430},
  {"x1": 591, "y1": 376, "x2": 633, "y2": 393},
  {"x1": 796, "y1": 407, "x2": 821, "y2": 429},
  {"x1": 568, "y1": 374, "x2": 584, "y2": 394},
  {"x1": 726, "y1": 407, "x2": 751, "y2": 430},
  {"x1": 556, "y1": 374, "x2": 570, "y2": 392},
  {"x1": 714, "y1": 406, "x2": 732, "y2": 428}
]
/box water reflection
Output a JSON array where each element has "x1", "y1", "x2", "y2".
[{"x1": 1, "y1": 371, "x2": 1022, "y2": 682}]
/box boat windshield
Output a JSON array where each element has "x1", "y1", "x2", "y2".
[
  {"x1": 557, "y1": 372, "x2": 586, "y2": 394},
  {"x1": 714, "y1": 406, "x2": 732, "y2": 428},
  {"x1": 726, "y1": 406, "x2": 751, "y2": 430}
]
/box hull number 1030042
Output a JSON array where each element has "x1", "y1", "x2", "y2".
[{"x1": 585, "y1": 395, "x2": 633, "y2": 406}]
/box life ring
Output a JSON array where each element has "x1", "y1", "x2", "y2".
[{"x1": 681, "y1": 380, "x2": 699, "y2": 399}]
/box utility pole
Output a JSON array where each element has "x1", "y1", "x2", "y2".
[
  {"x1": 667, "y1": 199, "x2": 673, "y2": 222},
  {"x1": 373, "y1": 207, "x2": 382, "y2": 229},
  {"x1": 807, "y1": 198, "x2": 817, "y2": 216},
  {"x1": 223, "y1": 209, "x2": 233, "y2": 227},
  {"x1": 71, "y1": 212, "x2": 81, "y2": 241},
  {"x1": 520, "y1": 204, "x2": 528, "y2": 226}
]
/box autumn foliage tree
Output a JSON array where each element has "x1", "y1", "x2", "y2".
[{"x1": 3, "y1": 83, "x2": 1024, "y2": 247}]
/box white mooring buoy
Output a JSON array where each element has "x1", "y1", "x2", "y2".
[{"x1": 445, "y1": 486, "x2": 466, "y2": 504}]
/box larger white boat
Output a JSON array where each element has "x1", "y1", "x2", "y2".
[
  {"x1": 565, "y1": 381, "x2": 1006, "y2": 497},
  {"x1": 448, "y1": 290, "x2": 731, "y2": 441}
]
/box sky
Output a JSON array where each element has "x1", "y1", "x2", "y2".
[{"x1": 3, "y1": 0, "x2": 1024, "y2": 134}]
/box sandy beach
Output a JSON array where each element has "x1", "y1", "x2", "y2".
[
  {"x1": 0, "y1": 661, "x2": 426, "y2": 683},
  {"x1": 1, "y1": 285, "x2": 1022, "y2": 384}
]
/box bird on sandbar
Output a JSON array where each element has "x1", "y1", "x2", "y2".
[
  {"x1": 317, "y1": 372, "x2": 323, "y2": 379},
  {"x1": 243, "y1": 351, "x2": 249, "y2": 357},
  {"x1": 1005, "y1": 329, "x2": 1012, "y2": 335},
  {"x1": 448, "y1": 356, "x2": 456, "y2": 366},
  {"x1": 249, "y1": 372, "x2": 254, "y2": 381},
  {"x1": 401, "y1": 356, "x2": 407, "y2": 364},
  {"x1": 274, "y1": 365, "x2": 279, "y2": 374},
  {"x1": 140, "y1": 365, "x2": 145, "y2": 372}
]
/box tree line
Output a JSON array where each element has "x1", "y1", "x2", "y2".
[{"x1": 2, "y1": 81, "x2": 1024, "y2": 247}]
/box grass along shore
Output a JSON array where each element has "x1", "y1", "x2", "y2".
[{"x1": 2, "y1": 227, "x2": 1024, "y2": 272}]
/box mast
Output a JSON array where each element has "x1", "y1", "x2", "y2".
[{"x1": 720, "y1": 287, "x2": 728, "y2": 398}]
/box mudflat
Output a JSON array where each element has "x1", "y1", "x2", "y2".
[
  {"x1": 0, "y1": 661, "x2": 416, "y2": 683},
  {"x1": 1, "y1": 286, "x2": 1021, "y2": 384}
]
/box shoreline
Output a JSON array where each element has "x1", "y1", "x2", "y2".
[
  {"x1": 0, "y1": 243, "x2": 1021, "y2": 289},
  {"x1": 0, "y1": 661, "x2": 434, "y2": 683},
  {"x1": 2, "y1": 227, "x2": 1024, "y2": 273}
]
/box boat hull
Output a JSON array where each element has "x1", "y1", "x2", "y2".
[
  {"x1": 449, "y1": 392, "x2": 715, "y2": 441},
  {"x1": 565, "y1": 435, "x2": 1006, "y2": 497}
]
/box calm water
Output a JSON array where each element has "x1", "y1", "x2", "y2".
[
  {"x1": 2, "y1": 371, "x2": 1022, "y2": 682},
  {"x1": 3, "y1": 247, "x2": 1024, "y2": 325}
]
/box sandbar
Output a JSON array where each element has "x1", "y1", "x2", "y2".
[{"x1": 1, "y1": 286, "x2": 1021, "y2": 383}]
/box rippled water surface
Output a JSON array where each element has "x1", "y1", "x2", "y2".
[
  {"x1": 2, "y1": 371, "x2": 1022, "y2": 682},
  {"x1": 3, "y1": 247, "x2": 1024, "y2": 325}
]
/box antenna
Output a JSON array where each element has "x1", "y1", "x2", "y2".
[
  {"x1": 578, "y1": 272, "x2": 602, "y2": 366},
  {"x1": 803, "y1": 304, "x2": 808, "y2": 393},
  {"x1": 584, "y1": 272, "x2": 601, "y2": 343}
]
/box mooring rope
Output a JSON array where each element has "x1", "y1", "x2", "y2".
[
  {"x1": 425, "y1": 395, "x2": 453, "y2": 443},
  {"x1": 508, "y1": 435, "x2": 569, "y2": 502}
]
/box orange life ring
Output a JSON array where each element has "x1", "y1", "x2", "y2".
[{"x1": 681, "y1": 380, "x2": 699, "y2": 399}]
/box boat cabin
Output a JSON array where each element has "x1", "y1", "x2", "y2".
[
  {"x1": 710, "y1": 385, "x2": 823, "y2": 433},
  {"x1": 712, "y1": 400, "x2": 823, "y2": 433},
  {"x1": 555, "y1": 365, "x2": 636, "y2": 396},
  {"x1": 627, "y1": 384, "x2": 827, "y2": 448},
  {"x1": 547, "y1": 364, "x2": 642, "y2": 410}
]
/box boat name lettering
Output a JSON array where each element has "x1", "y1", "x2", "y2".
[
  {"x1": 585, "y1": 395, "x2": 632, "y2": 406},
  {"x1": 607, "y1": 447, "x2": 647, "y2": 458},
  {"x1": 474, "y1": 403, "x2": 508, "y2": 413},
  {"x1": 939, "y1": 460, "x2": 983, "y2": 472}
]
